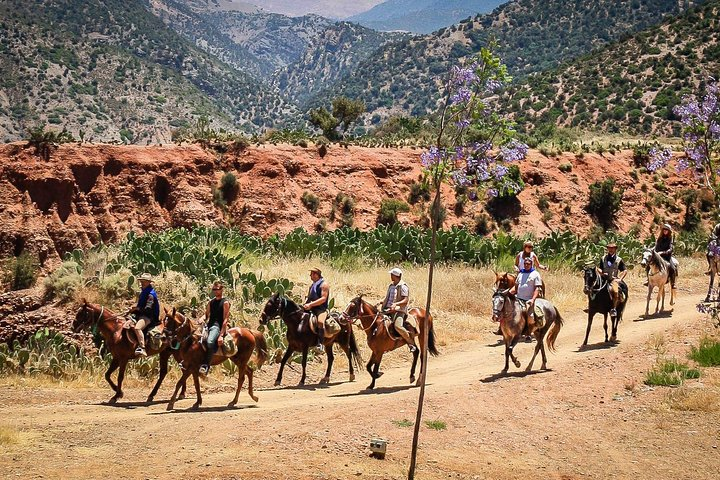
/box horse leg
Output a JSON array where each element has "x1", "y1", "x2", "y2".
[
  {"x1": 603, "y1": 313, "x2": 609, "y2": 343},
  {"x1": 320, "y1": 344, "x2": 333, "y2": 384},
  {"x1": 299, "y1": 346, "x2": 308, "y2": 386},
  {"x1": 611, "y1": 311, "x2": 619, "y2": 343},
  {"x1": 526, "y1": 325, "x2": 547, "y2": 372},
  {"x1": 190, "y1": 371, "x2": 202, "y2": 410},
  {"x1": 167, "y1": 369, "x2": 191, "y2": 411},
  {"x1": 583, "y1": 311, "x2": 594, "y2": 346},
  {"x1": 368, "y1": 354, "x2": 383, "y2": 390},
  {"x1": 274, "y1": 347, "x2": 293, "y2": 387},
  {"x1": 246, "y1": 366, "x2": 257, "y2": 402},
  {"x1": 147, "y1": 350, "x2": 170, "y2": 402},
  {"x1": 645, "y1": 286, "x2": 652, "y2": 316},
  {"x1": 508, "y1": 336, "x2": 521, "y2": 369},
  {"x1": 111, "y1": 360, "x2": 128, "y2": 404},
  {"x1": 104, "y1": 357, "x2": 120, "y2": 398},
  {"x1": 656, "y1": 285, "x2": 662, "y2": 313},
  {"x1": 539, "y1": 327, "x2": 550, "y2": 370},
  {"x1": 410, "y1": 347, "x2": 420, "y2": 385},
  {"x1": 706, "y1": 271, "x2": 715, "y2": 302},
  {"x1": 338, "y1": 341, "x2": 355, "y2": 382}
]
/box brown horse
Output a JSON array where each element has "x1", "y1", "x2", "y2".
[
  {"x1": 163, "y1": 307, "x2": 267, "y2": 410},
  {"x1": 494, "y1": 271, "x2": 545, "y2": 297},
  {"x1": 342, "y1": 296, "x2": 439, "y2": 390},
  {"x1": 491, "y1": 290, "x2": 563, "y2": 373},
  {"x1": 72, "y1": 301, "x2": 185, "y2": 404}
]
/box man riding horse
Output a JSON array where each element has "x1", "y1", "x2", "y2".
[
  {"x1": 129, "y1": 273, "x2": 160, "y2": 357},
  {"x1": 199, "y1": 281, "x2": 230, "y2": 375},
  {"x1": 509, "y1": 257, "x2": 545, "y2": 328},
  {"x1": 302, "y1": 267, "x2": 329, "y2": 353},
  {"x1": 599, "y1": 243, "x2": 627, "y2": 318},
  {"x1": 380, "y1": 267, "x2": 417, "y2": 353}
]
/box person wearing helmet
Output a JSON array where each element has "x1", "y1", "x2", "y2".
[
  {"x1": 381, "y1": 267, "x2": 416, "y2": 352},
  {"x1": 599, "y1": 243, "x2": 627, "y2": 317},
  {"x1": 129, "y1": 273, "x2": 160, "y2": 357},
  {"x1": 514, "y1": 241, "x2": 547, "y2": 272}
]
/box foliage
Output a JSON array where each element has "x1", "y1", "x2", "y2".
[
  {"x1": 644, "y1": 358, "x2": 700, "y2": 387},
  {"x1": 25, "y1": 125, "x2": 74, "y2": 160},
  {"x1": 301, "y1": 191, "x2": 320, "y2": 214},
  {"x1": 219, "y1": 172, "x2": 239, "y2": 203},
  {"x1": 587, "y1": 179, "x2": 623, "y2": 230},
  {"x1": 393, "y1": 419, "x2": 414, "y2": 428},
  {"x1": 309, "y1": 97, "x2": 366, "y2": 140},
  {"x1": 408, "y1": 181, "x2": 431, "y2": 204},
  {"x1": 4, "y1": 252, "x2": 40, "y2": 291},
  {"x1": 424, "y1": 420, "x2": 447, "y2": 431},
  {"x1": 378, "y1": 199, "x2": 410, "y2": 226},
  {"x1": 173, "y1": 117, "x2": 250, "y2": 151},
  {"x1": 43, "y1": 260, "x2": 84, "y2": 303},
  {"x1": 332, "y1": 193, "x2": 355, "y2": 228},
  {"x1": 689, "y1": 337, "x2": 720, "y2": 367}
]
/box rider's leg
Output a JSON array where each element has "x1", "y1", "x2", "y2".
[
  {"x1": 134, "y1": 318, "x2": 149, "y2": 355},
  {"x1": 201, "y1": 325, "x2": 220, "y2": 374},
  {"x1": 316, "y1": 311, "x2": 327, "y2": 353},
  {"x1": 394, "y1": 314, "x2": 417, "y2": 352},
  {"x1": 610, "y1": 280, "x2": 619, "y2": 316}
]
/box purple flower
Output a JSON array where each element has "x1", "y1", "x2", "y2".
[
  {"x1": 486, "y1": 188, "x2": 499, "y2": 198},
  {"x1": 500, "y1": 140, "x2": 529, "y2": 162},
  {"x1": 455, "y1": 119, "x2": 471, "y2": 129},
  {"x1": 452, "y1": 169, "x2": 471, "y2": 187},
  {"x1": 451, "y1": 87, "x2": 472, "y2": 106},
  {"x1": 451, "y1": 66, "x2": 477, "y2": 87},
  {"x1": 647, "y1": 147, "x2": 672, "y2": 172},
  {"x1": 493, "y1": 164, "x2": 509, "y2": 180},
  {"x1": 421, "y1": 146, "x2": 446, "y2": 168},
  {"x1": 485, "y1": 79, "x2": 503, "y2": 93}
]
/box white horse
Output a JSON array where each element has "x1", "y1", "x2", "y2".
[
  {"x1": 706, "y1": 240, "x2": 720, "y2": 302},
  {"x1": 640, "y1": 249, "x2": 676, "y2": 316}
]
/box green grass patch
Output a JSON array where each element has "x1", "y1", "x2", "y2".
[
  {"x1": 689, "y1": 337, "x2": 720, "y2": 367},
  {"x1": 392, "y1": 419, "x2": 414, "y2": 428},
  {"x1": 645, "y1": 358, "x2": 701, "y2": 387},
  {"x1": 424, "y1": 420, "x2": 447, "y2": 431}
]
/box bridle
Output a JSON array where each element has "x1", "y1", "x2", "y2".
[
  {"x1": 164, "y1": 312, "x2": 192, "y2": 350},
  {"x1": 491, "y1": 290, "x2": 512, "y2": 322},
  {"x1": 343, "y1": 298, "x2": 381, "y2": 332},
  {"x1": 584, "y1": 269, "x2": 607, "y2": 300}
]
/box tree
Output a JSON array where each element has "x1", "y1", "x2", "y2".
[
  {"x1": 408, "y1": 43, "x2": 527, "y2": 479},
  {"x1": 308, "y1": 96, "x2": 366, "y2": 140},
  {"x1": 308, "y1": 107, "x2": 339, "y2": 140}
]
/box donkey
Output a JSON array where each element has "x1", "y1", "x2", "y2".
[
  {"x1": 640, "y1": 248, "x2": 676, "y2": 316},
  {"x1": 491, "y1": 290, "x2": 563, "y2": 373},
  {"x1": 706, "y1": 241, "x2": 720, "y2": 302}
]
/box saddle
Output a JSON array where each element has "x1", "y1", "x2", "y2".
[
  {"x1": 199, "y1": 326, "x2": 238, "y2": 357},
  {"x1": 382, "y1": 312, "x2": 418, "y2": 341},
  {"x1": 303, "y1": 312, "x2": 343, "y2": 338},
  {"x1": 122, "y1": 317, "x2": 163, "y2": 350}
]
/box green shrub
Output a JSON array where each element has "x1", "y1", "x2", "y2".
[
  {"x1": 474, "y1": 214, "x2": 492, "y2": 236},
  {"x1": 408, "y1": 181, "x2": 431, "y2": 204},
  {"x1": 558, "y1": 163, "x2": 572, "y2": 173},
  {"x1": 301, "y1": 191, "x2": 320, "y2": 214},
  {"x1": 537, "y1": 195, "x2": 550, "y2": 212},
  {"x1": 5, "y1": 252, "x2": 40, "y2": 291},
  {"x1": 378, "y1": 199, "x2": 410, "y2": 225},
  {"x1": 587, "y1": 179, "x2": 623, "y2": 230},
  {"x1": 689, "y1": 337, "x2": 720, "y2": 367},
  {"x1": 220, "y1": 172, "x2": 238, "y2": 203},
  {"x1": 425, "y1": 420, "x2": 447, "y2": 431},
  {"x1": 645, "y1": 358, "x2": 700, "y2": 386},
  {"x1": 43, "y1": 260, "x2": 83, "y2": 302},
  {"x1": 333, "y1": 193, "x2": 355, "y2": 227},
  {"x1": 153, "y1": 271, "x2": 201, "y2": 312}
]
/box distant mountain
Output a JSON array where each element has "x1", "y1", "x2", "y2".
[
  {"x1": 314, "y1": 0, "x2": 701, "y2": 122},
  {"x1": 248, "y1": 1, "x2": 384, "y2": 18},
  {"x1": 506, "y1": 0, "x2": 720, "y2": 136},
  {"x1": 348, "y1": 0, "x2": 505, "y2": 34},
  {"x1": 0, "y1": 0, "x2": 295, "y2": 143}
]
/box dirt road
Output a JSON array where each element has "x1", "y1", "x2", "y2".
[{"x1": 1, "y1": 287, "x2": 719, "y2": 480}]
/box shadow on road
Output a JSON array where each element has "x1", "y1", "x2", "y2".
[
  {"x1": 634, "y1": 310, "x2": 673, "y2": 322},
  {"x1": 96, "y1": 399, "x2": 169, "y2": 409},
  {"x1": 261, "y1": 380, "x2": 347, "y2": 392},
  {"x1": 329, "y1": 383, "x2": 420, "y2": 397},
  {"x1": 480, "y1": 369, "x2": 552, "y2": 383},
  {"x1": 149, "y1": 404, "x2": 259, "y2": 415},
  {"x1": 577, "y1": 341, "x2": 618, "y2": 352}
]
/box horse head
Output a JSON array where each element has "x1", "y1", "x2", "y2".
[
  {"x1": 163, "y1": 307, "x2": 190, "y2": 345},
  {"x1": 582, "y1": 267, "x2": 598, "y2": 295},
  {"x1": 342, "y1": 295, "x2": 365, "y2": 319},
  {"x1": 491, "y1": 289, "x2": 510, "y2": 322},
  {"x1": 73, "y1": 300, "x2": 97, "y2": 333},
  {"x1": 493, "y1": 272, "x2": 516, "y2": 293},
  {"x1": 259, "y1": 292, "x2": 281, "y2": 325}
]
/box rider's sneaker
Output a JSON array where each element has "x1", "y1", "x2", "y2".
[
  {"x1": 135, "y1": 347, "x2": 147, "y2": 357},
  {"x1": 199, "y1": 364, "x2": 209, "y2": 375},
  {"x1": 408, "y1": 345, "x2": 418, "y2": 353},
  {"x1": 610, "y1": 308, "x2": 617, "y2": 317},
  {"x1": 316, "y1": 343, "x2": 325, "y2": 354}
]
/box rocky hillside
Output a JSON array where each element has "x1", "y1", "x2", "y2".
[
  {"x1": 348, "y1": 0, "x2": 504, "y2": 34},
  {"x1": 0, "y1": 142, "x2": 702, "y2": 269},
  {"x1": 315, "y1": 0, "x2": 700, "y2": 120},
  {"x1": 506, "y1": 0, "x2": 720, "y2": 136},
  {"x1": 0, "y1": 0, "x2": 295, "y2": 143}
]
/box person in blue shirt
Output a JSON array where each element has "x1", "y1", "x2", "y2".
[
  {"x1": 130, "y1": 273, "x2": 160, "y2": 357},
  {"x1": 302, "y1": 267, "x2": 330, "y2": 354}
]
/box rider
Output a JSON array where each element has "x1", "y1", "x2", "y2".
[
  {"x1": 302, "y1": 267, "x2": 330, "y2": 354},
  {"x1": 130, "y1": 273, "x2": 160, "y2": 357},
  {"x1": 707, "y1": 222, "x2": 720, "y2": 275},
  {"x1": 651, "y1": 223, "x2": 678, "y2": 283},
  {"x1": 510, "y1": 257, "x2": 544, "y2": 328},
  {"x1": 514, "y1": 241, "x2": 547, "y2": 272},
  {"x1": 199, "y1": 281, "x2": 230, "y2": 375},
  {"x1": 599, "y1": 243, "x2": 627, "y2": 317},
  {"x1": 381, "y1": 267, "x2": 417, "y2": 353}
]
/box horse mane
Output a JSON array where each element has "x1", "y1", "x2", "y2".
[
  {"x1": 651, "y1": 249, "x2": 668, "y2": 275},
  {"x1": 282, "y1": 295, "x2": 302, "y2": 312}
]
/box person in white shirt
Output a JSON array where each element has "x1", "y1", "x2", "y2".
[
  {"x1": 510, "y1": 257, "x2": 544, "y2": 328},
  {"x1": 381, "y1": 267, "x2": 416, "y2": 352}
]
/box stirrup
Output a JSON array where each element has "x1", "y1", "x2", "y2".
[
  {"x1": 316, "y1": 343, "x2": 325, "y2": 354},
  {"x1": 408, "y1": 344, "x2": 417, "y2": 353},
  {"x1": 135, "y1": 347, "x2": 146, "y2": 357},
  {"x1": 199, "y1": 364, "x2": 209, "y2": 375}
]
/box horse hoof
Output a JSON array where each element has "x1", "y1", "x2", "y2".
[
  {"x1": 146, "y1": 396, "x2": 154, "y2": 403},
  {"x1": 349, "y1": 374, "x2": 355, "y2": 382},
  {"x1": 501, "y1": 369, "x2": 508, "y2": 375},
  {"x1": 319, "y1": 376, "x2": 330, "y2": 385},
  {"x1": 177, "y1": 394, "x2": 186, "y2": 401},
  {"x1": 513, "y1": 361, "x2": 521, "y2": 368},
  {"x1": 298, "y1": 381, "x2": 305, "y2": 386},
  {"x1": 705, "y1": 297, "x2": 711, "y2": 303},
  {"x1": 190, "y1": 403, "x2": 200, "y2": 411},
  {"x1": 410, "y1": 376, "x2": 415, "y2": 384},
  {"x1": 376, "y1": 371, "x2": 384, "y2": 378},
  {"x1": 274, "y1": 380, "x2": 281, "y2": 387},
  {"x1": 227, "y1": 401, "x2": 237, "y2": 408},
  {"x1": 108, "y1": 397, "x2": 118, "y2": 405},
  {"x1": 524, "y1": 367, "x2": 532, "y2": 373},
  {"x1": 366, "y1": 384, "x2": 375, "y2": 390},
  {"x1": 610, "y1": 336, "x2": 617, "y2": 343},
  {"x1": 166, "y1": 404, "x2": 174, "y2": 411},
  {"x1": 251, "y1": 395, "x2": 259, "y2": 403}
]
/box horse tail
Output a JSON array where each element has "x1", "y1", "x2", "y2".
[
  {"x1": 348, "y1": 327, "x2": 363, "y2": 370},
  {"x1": 546, "y1": 307, "x2": 563, "y2": 353},
  {"x1": 427, "y1": 318, "x2": 440, "y2": 357},
  {"x1": 251, "y1": 329, "x2": 268, "y2": 370}
]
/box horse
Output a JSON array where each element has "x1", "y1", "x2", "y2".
[
  {"x1": 582, "y1": 267, "x2": 627, "y2": 345},
  {"x1": 493, "y1": 271, "x2": 545, "y2": 298},
  {"x1": 342, "y1": 295, "x2": 438, "y2": 390},
  {"x1": 706, "y1": 241, "x2": 720, "y2": 302},
  {"x1": 72, "y1": 301, "x2": 185, "y2": 404},
  {"x1": 163, "y1": 307, "x2": 267, "y2": 410},
  {"x1": 490, "y1": 290, "x2": 563, "y2": 373},
  {"x1": 259, "y1": 293, "x2": 361, "y2": 386},
  {"x1": 640, "y1": 248, "x2": 676, "y2": 316}
]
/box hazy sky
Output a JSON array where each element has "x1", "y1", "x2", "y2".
[{"x1": 247, "y1": 0, "x2": 386, "y2": 18}]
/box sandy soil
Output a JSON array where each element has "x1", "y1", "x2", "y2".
[{"x1": 1, "y1": 282, "x2": 719, "y2": 480}]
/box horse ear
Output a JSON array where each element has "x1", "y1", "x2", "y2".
[
  {"x1": 81, "y1": 298, "x2": 88, "y2": 306},
  {"x1": 172, "y1": 307, "x2": 176, "y2": 317}
]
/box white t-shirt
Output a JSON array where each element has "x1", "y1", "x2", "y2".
[
  {"x1": 384, "y1": 281, "x2": 409, "y2": 312},
  {"x1": 516, "y1": 251, "x2": 538, "y2": 268},
  {"x1": 516, "y1": 270, "x2": 542, "y2": 301}
]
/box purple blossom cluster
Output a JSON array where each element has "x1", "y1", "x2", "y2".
[
  {"x1": 450, "y1": 87, "x2": 472, "y2": 106},
  {"x1": 500, "y1": 140, "x2": 529, "y2": 163},
  {"x1": 646, "y1": 147, "x2": 672, "y2": 172},
  {"x1": 450, "y1": 65, "x2": 478, "y2": 87}
]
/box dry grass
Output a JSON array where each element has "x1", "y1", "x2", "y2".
[
  {"x1": 0, "y1": 425, "x2": 21, "y2": 445},
  {"x1": 666, "y1": 386, "x2": 720, "y2": 412}
]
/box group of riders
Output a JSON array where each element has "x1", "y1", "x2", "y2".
[{"x1": 125, "y1": 222, "x2": 720, "y2": 365}]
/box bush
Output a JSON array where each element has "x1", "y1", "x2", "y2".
[
  {"x1": 301, "y1": 192, "x2": 320, "y2": 214},
  {"x1": 645, "y1": 358, "x2": 700, "y2": 386},
  {"x1": 537, "y1": 195, "x2": 550, "y2": 212},
  {"x1": 474, "y1": 214, "x2": 491, "y2": 236},
  {"x1": 558, "y1": 163, "x2": 572, "y2": 173},
  {"x1": 378, "y1": 199, "x2": 410, "y2": 225},
  {"x1": 332, "y1": 193, "x2": 355, "y2": 227},
  {"x1": 4, "y1": 252, "x2": 39, "y2": 291},
  {"x1": 408, "y1": 181, "x2": 431, "y2": 204},
  {"x1": 153, "y1": 271, "x2": 201, "y2": 312},
  {"x1": 220, "y1": 172, "x2": 238, "y2": 203},
  {"x1": 43, "y1": 261, "x2": 83, "y2": 302},
  {"x1": 587, "y1": 179, "x2": 623, "y2": 230},
  {"x1": 689, "y1": 337, "x2": 720, "y2": 367}
]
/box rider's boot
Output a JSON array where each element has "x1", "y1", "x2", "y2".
[
  {"x1": 135, "y1": 330, "x2": 147, "y2": 356},
  {"x1": 316, "y1": 323, "x2": 325, "y2": 354}
]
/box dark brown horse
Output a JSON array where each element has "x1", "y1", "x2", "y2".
[
  {"x1": 342, "y1": 296, "x2": 439, "y2": 390},
  {"x1": 259, "y1": 293, "x2": 361, "y2": 386},
  {"x1": 72, "y1": 301, "x2": 184, "y2": 404},
  {"x1": 163, "y1": 308, "x2": 268, "y2": 410}
]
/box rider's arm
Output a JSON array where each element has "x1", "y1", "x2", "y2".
[
  {"x1": 618, "y1": 260, "x2": 627, "y2": 281},
  {"x1": 393, "y1": 285, "x2": 409, "y2": 309},
  {"x1": 205, "y1": 301, "x2": 211, "y2": 322},
  {"x1": 221, "y1": 301, "x2": 230, "y2": 336}
]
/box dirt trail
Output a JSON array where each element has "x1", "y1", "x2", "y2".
[{"x1": 1, "y1": 288, "x2": 719, "y2": 480}]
